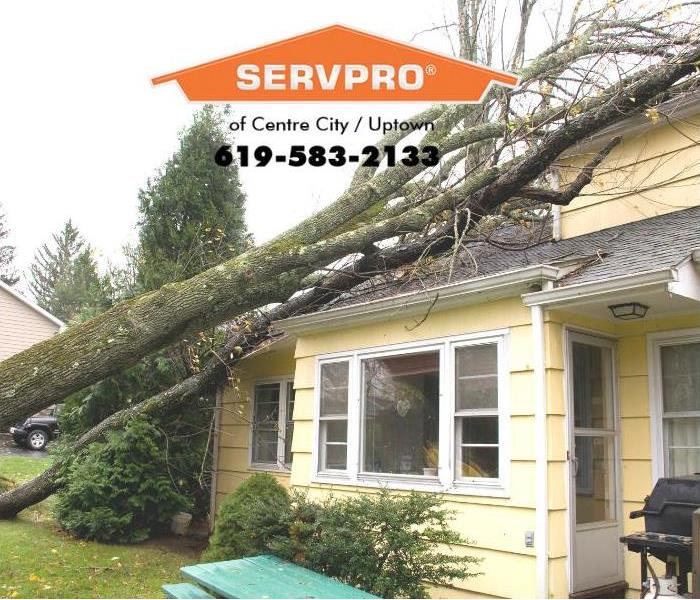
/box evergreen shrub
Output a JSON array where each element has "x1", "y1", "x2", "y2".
[{"x1": 54, "y1": 419, "x2": 187, "y2": 543}]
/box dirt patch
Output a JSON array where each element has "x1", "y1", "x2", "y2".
[{"x1": 143, "y1": 532, "x2": 208, "y2": 559}]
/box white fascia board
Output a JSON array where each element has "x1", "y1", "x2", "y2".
[
  {"x1": 275, "y1": 265, "x2": 560, "y2": 335},
  {"x1": 237, "y1": 334, "x2": 296, "y2": 362},
  {"x1": 0, "y1": 280, "x2": 65, "y2": 329},
  {"x1": 668, "y1": 259, "x2": 700, "y2": 303},
  {"x1": 522, "y1": 268, "x2": 676, "y2": 307}
]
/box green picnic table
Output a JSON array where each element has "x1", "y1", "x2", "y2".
[{"x1": 163, "y1": 554, "x2": 379, "y2": 599}]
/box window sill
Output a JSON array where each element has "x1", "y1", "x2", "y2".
[
  {"x1": 249, "y1": 463, "x2": 292, "y2": 474},
  {"x1": 311, "y1": 473, "x2": 509, "y2": 498}
]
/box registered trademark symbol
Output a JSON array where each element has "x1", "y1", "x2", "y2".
[{"x1": 425, "y1": 64, "x2": 437, "y2": 76}]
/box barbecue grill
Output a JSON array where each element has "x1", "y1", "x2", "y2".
[{"x1": 620, "y1": 475, "x2": 700, "y2": 597}]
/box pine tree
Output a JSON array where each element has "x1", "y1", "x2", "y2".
[
  {"x1": 137, "y1": 105, "x2": 248, "y2": 291},
  {"x1": 29, "y1": 220, "x2": 108, "y2": 322},
  {"x1": 0, "y1": 203, "x2": 18, "y2": 286},
  {"x1": 58, "y1": 106, "x2": 249, "y2": 518}
]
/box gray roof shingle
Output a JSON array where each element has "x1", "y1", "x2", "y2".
[{"x1": 325, "y1": 205, "x2": 700, "y2": 309}]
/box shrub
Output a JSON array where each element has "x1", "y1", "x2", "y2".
[
  {"x1": 204, "y1": 473, "x2": 290, "y2": 561},
  {"x1": 54, "y1": 419, "x2": 187, "y2": 543},
  {"x1": 274, "y1": 490, "x2": 480, "y2": 598}
]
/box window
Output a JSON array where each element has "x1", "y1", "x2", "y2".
[
  {"x1": 251, "y1": 377, "x2": 295, "y2": 469},
  {"x1": 319, "y1": 362, "x2": 349, "y2": 471},
  {"x1": 455, "y1": 343, "x2": 500, "y2": 480},
  {"x1": 315, "y1": 332, "x2": 508, "y2": 494},
  {"x1": 362, "y1": 351, "x2": 440, "y2": 476},
  {"x1": 659, "y1": 341, "x2": 700, "y2": 476},
  {"x1": 284, "y1": 381, "x2": 295, "y2": 465}
]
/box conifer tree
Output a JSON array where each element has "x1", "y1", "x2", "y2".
[
  {"x1": 0, "y1": 203, "x2": 18, "y2": 286},
  {"x1": 137, "y1": 105, "x2": 248, "y2": 291},
  {"x1": 29, "y1": 220, "x2": 108, "y2": 322}
]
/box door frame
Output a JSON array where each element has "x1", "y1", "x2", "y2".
[{"x1": 564, "y1": 328, "x2": 624, "y2": 595}]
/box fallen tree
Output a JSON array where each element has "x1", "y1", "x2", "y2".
[
  {"x1": 0, "y1": 135, "x2": 651, "y2": 517},
  {"x1": 0, "y1": 241, "x2": 444, "y2": 516},
  {"x1": 2, "y1": 1, "x2": 700, "y2": 514}
]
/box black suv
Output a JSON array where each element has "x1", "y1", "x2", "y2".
[{"x1": 9, "y1": 405, "x2": 62, "y2": 451}]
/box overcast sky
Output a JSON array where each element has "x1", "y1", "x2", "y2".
[{"x1": 0, "y1": 1, "x2": 550, "y2": 289}]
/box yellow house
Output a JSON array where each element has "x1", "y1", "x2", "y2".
[{"x1": 212, "y1": 92, "x2": 700, "y2": 599}]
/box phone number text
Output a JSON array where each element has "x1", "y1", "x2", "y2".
[{"x1": 215, "y1": 145, "x2": 440, "y2": 168}]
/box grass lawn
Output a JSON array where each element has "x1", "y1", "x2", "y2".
[{"x1": 0, "y1": 454, "x2": 203, "y2": 598}]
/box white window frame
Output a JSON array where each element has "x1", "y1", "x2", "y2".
[
  {"x1": 312, "y1": 330, "x2": 510, "y2": 497},
  {"x1": 451, "y1": 336, "x2": 509, "y2": 490},
  {"x1": 317, "y1": 359, "x2": 352, "y2": 474},
  {"x1": 649, "y1": 328, "x2": 700, "y2": 482},
  {"x1": 313, "y1": 356, "x2": 355, "y2": 478},
  {"x1": 249, "y1": 375, "x2": 295, "y2": 471}
]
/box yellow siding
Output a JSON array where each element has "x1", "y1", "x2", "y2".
[
  {"x1": 288, "y1": 297, "x2": 548, "y2": 599},
  {"x1": 214, "y1": 342, "x2": 296, "y2": 514},
  {"x1": 214, "y1": 295, "x2": 700, "y2": 598},
  {"x1": 556, "y1": 111, "x2": 700, "y2": 238}
]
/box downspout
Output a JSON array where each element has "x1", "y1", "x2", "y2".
[
  {"x1": 532, "y1": 304, "x2": 549, "y2": 597},
  {"x1": 550, "y1": 168, "x2": 562, "y2": 242},
  {"x1": 209, "y1": 386, "x2": 223, "y2": 531}
]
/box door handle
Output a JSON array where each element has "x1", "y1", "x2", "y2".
[{"x1": 569, "y1": 452, "x2": 579, "y2": 476}]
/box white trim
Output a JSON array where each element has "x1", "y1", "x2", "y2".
[
  {"x1": 0, "y1": 280, "x2": 64, "y2": 329},
  {"x1": 531, "y1": 305, "x2": 549, "y2": 598},
  {"x1": 248, "y1": 375, "x2": 295, "y2": 472},
  {"x1": 277, "y1": 265, "x2": 560, "y2": 334},
  {"x1": 647, "y1": 327, "x2": 700, "y2": 482},
  {"x1": 311, "y1": 329, "x2": 511, "y2": 497},
  {"x1": 314, "y1": 357, "x2": 353, "y2": 477},
  {"x1": 522, "y1": 268, "x2": 675, "y2": 307},
  {"x1": 668, "y1": 259, "x2": 700, "y2": 303}
]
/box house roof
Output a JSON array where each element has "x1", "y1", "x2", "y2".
[
  {"x1": 0, "y1": 280, "x2": 65, "y2": 329},
  {"x1": 313, "y1": 204, "x2": 700, "y2": 312}
]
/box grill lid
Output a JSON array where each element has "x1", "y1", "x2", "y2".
[{"x1": 633, "y1": 475, "x2": 700, "y2": 537}]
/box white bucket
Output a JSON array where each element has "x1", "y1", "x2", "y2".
[{"x1": 171, "y1": 511, "x2": 193, "y2": 536}]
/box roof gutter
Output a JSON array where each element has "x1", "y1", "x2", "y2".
[
  {"x1": 522, "y1": 268, "x2": 676, "y2": 308},
  {"x1": 276, "y1": 265, "x2": 561, "y2": 334}
]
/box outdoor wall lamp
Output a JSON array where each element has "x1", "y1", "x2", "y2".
[{"x1": 608, "y1": 302, "x2": 649, "y2": 320}]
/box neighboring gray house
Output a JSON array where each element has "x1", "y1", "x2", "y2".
[{"x1": 0, "y1": 280, "x2": 63, "y2": 361}]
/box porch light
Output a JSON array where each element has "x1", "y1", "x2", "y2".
[{"x1": 608, "y1": 302, "x2": 649, "y2": 320}]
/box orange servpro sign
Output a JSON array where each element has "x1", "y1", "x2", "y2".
[{"x1": 152, "y1": 25, "x2": 519, "y2": 102}]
